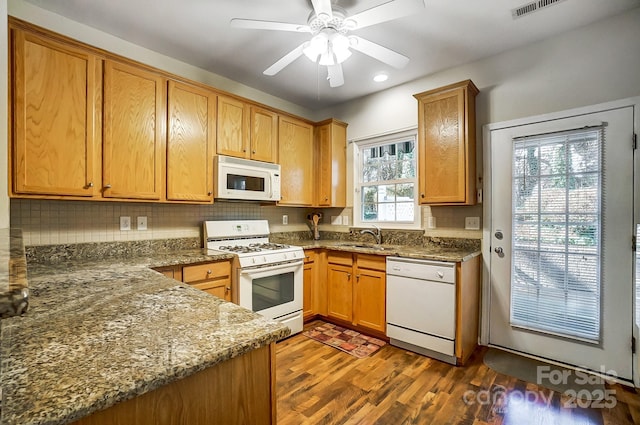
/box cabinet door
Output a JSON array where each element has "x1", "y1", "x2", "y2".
[
  {"x1": 191, "y1": 279, "x2": 232, "y2": 301},
  {"x1": 327, "y1": 264, "x2": 353, "y2": 322},
  {"x1": 167, "y1": 81, "x2": 216, "y2": 202},
  {"x1": 416, "y1": 80, "x2": 477, "y2": 205},
  {"x1": 354, "y1": 268, "x2": 386, "y2": 333},
  {"x1": 217, "y1": 95, "x2": 249, "y2": 158},
  {"x1": 315, "y1": 121, "x2": 346, "y2": 207},
  {"x1": 11, "y1": 29, "x2": 99, "y2": 197},
  {"x1": 250, "y1": 107, "x2": 278, "y2": 163},
  {"x1": 278, "y1": 116, "x2": 313, "y2": 205},
  {"x1": 103, "y1": 60, "x2": 164, "y2": 200},
  {"x1": 303, "y1": 254, "x2": 315, "y2": 320}
]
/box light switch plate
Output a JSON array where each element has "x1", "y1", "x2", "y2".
[
  {"x1": 465, "y1": 217, "x2": 480, "y2": 230},
  {"x1": 342, "y1": 215, "x2": 349, "y2": 226},
  {"x1": 282, "y1": 215, "x2": 288, "y2": 225},
  {"x1": 137, "y1": 216, "x2": 147, "y2": 230},
  {"x1": 331, "y1": 216, "x2": 343, "y2": 225},
  {"x1": 120, "y1": 216, "x2": 131, "y2": 231}
]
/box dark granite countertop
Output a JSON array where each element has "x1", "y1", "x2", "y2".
[
  {"x1": 280, "y1": 239, "x2": 481, "y2": 263},
  {"x1": 0, "y1": 249, "x2": 290, "y2": 425}
]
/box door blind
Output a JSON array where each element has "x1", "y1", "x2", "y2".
[{"x1": 510, "y1": 127, "x2": 603, "y2": 342}]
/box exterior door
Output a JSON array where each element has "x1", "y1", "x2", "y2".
[{"x1": 488, "y1": 105, "x2": 635, "y2": 381}]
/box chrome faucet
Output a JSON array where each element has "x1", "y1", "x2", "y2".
[{"x1": 360, "y1": 225, "x2": 382, "y2": 245}]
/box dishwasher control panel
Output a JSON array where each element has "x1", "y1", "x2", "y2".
[{"x1": 386, "y1": 257, "x2": 456, "y2": 283}]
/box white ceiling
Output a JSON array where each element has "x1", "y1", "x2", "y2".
[{"x1": 21, "y1": 0, "x2": 640, "y2": 110}]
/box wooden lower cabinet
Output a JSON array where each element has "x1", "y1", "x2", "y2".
[
  {"x1": 72, "y1": 344, "x2": 276, "y2": 425},
  {"x1": 325, "y1": 251, "x2": 386, "y2": 335},
  {"x1": 154, "y1": 260, "x2": 232, "y2": 302},
  {"x1": 327, "y1": 263, "x2": 353, "y2": 323},
  {"x1": 303, "y1": 251, "x2": 316, "y2": 321},
  {"x1": 182, "y1": 261, "x2": 232, "y2": 301}
]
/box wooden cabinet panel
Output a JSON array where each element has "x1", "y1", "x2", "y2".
[
  {"x1": 327, "y1": 264, "x2": 353, "y2": 322},
  {"x1": 314, "y1": 119, "x2": 347, "y2": 207},
  {"x1": 278, "y1": 116, "x2": 314, "y2": 206},
  {"x1": 414, "y1": 80, "x2": 478, "y2": 205},
  {"x1": 103, "y1": 60, "x2": 165, "y2": 200},
  {"x1": 183, "y1": 261, "x2": 232, "y2": 302},
  {"x1": 354, "y1": 268, "x2": 386, "y2": 333},
  {"x1": 251, "y1": 107, "x2": 278, "y2": 163},
  {"x1": 167, "y1": 80, "x2": 216, "y2": 202},
  {"x1": 217, "y1": 95, "x2": 249, "y2": 158},
  {"x1": 11, "y1": 29, "x2": 100, "y2": 197},
  {"x1": 153, "y1": 266, "x2": 182, "y2": 281},
  {"x1": 303, "y1": 251, "x2": 315, "y2": 320},
  {"x1": 182, "y1": 261, "x2": 231, "y2": 283}
]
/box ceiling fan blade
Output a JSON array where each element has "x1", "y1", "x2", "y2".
[
  {"x1": 327, "y1": 64, "x2": 344, "y2": 87},
  {"x1": 230, "y1": 18, "x2": 310, "y2": 33},
  {"x1": 311, "y1": 0, "x2": 333, "y2": 19},
  {"x1": 349, "y1": 36, "x2": 409, "y2": 69},
  {"x1": 346, "y1": 0, "x2": 423, "y2": 30},
  {"x1": 264, "y1": 43, "x2": 307, "y2": 76}
]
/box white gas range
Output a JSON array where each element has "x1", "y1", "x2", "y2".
[{"x1": 203, "y1": 220, "x2": 304, "y2": 335}]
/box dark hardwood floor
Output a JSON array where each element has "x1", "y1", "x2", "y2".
[{"x1": 276, "y1": 321, "x2": 640, "y2": 425}]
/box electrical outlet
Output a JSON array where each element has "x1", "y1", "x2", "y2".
[
  {"x1": 282, "y1": 215, "x2": 288, "y2": 225},
  {"x1": 120, "y1": 216, "x2": 131, "y2": 231},
  {"x1": 342, "y1": 215, "x2": 349, "y2": 226},
  {"x1": 137, "y1": 216, "x2": 148, "y2": 230},
  {"x1": 331, "y1": 216, "x2": 343, "y2": 225},
  {"x1": 465, "y1": 217, "x2": 480, "y2": 230}
]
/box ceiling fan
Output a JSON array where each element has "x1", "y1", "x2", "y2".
[{"x1": 230, "y1": 0, "x2": 424, "y2": 87}]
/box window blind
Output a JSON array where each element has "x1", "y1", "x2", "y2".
[{"x1": 510, "y1": 127, "x2": 603, "y2": 342}]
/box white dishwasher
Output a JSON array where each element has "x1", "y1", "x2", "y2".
[{"x1": 386, "y1": 257, "x2": 457, "y2": 364}]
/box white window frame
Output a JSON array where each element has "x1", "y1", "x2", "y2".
[{"x1": 353, "y1": 129, "x2": 420, "y2": 229}]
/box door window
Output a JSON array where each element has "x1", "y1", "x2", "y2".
[{"x1": 511, "y1": 127, "x2": 603, "y2": 342}]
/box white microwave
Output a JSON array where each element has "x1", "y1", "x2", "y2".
[{"x1": 214, "y1": 155, "x2": 281, "y2": 201}]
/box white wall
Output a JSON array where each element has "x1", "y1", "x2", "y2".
[
  {"x1": 0, "y1": 0, "x2": 9, "y2": 229},
  {"x1": 320, "y1": 8, "x2": 640, "y2": 142},
  {"x1": 7, "y1": 0, "x2": 315, "y2": 120}
]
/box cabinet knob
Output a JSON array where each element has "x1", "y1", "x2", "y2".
[
  {"x1": 104, "y1": 184, "x2": 112, "y2": 189},
  {"x1": 347, "y1": 273, "x2": 351, "y2": 280},
  {"x1": 243, "y1": 148, "x2": 247, "y2": 153},
  {"x1": 207, "y1": 191, "x2": 213, "y2": 196},
  {"x1": 324, "y1": 197, "x2": 328, "y2": 201},
  {"x1": 252, "y1": 150, "x2": 256, "y2": 154},
  {"x1": 356, "y1": 275, "x2": 360, "y2": 281},
  {"x1": 225, "y1": 286, "x2": 231, "y2": 292},
  {"x1": 207, "y1": 269, "x2": 212, "y2": 274},
  {"x1": 421, "y1": 193, "x2": 425, "y2": 198},
  {"x1": 87, "y1": 182, "x2": 94, "y2": 188}
]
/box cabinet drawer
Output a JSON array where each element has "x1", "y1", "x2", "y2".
[
  {"x1": 183, "y1": 261, "x2": 231, "y2": 283},
  {"x1": 303, "y1": 250, "x2": 316, "y2": 264},
  {"x1": 327, "y1": 251, "x2": 353, "y2": 266},
  {"x1": 190, "y1": 278, "x2": 230, "y2": 291},
  {"x1": 355, "y1": 254, "x2": 385, "y2": 271}
]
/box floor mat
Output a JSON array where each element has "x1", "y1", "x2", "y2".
[
  {"x1": 484, "y1": 348, "x2": 606, "y2": 400},
  {"x1": 303, "y1": 322, "x2": 386, "y2": 358}
]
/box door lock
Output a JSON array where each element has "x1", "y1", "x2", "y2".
[
  {"x1": 495, "y1": 231, "x2": 503, "y2": 240},
  {"x1": 494, "y1": 247, "x2": 505, "y2": 258}
]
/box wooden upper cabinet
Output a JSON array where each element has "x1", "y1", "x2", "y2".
[
  {"x1": 278, "y1": 116, "x2": 314, "y2": 206},
  {"x1": 11, "y1": 28, "x2": 100, "y2": 197},
  {"x1": 167, "y1": 80, "x2": 216, "y2": 202},
  {"x1": 314, "y1": 119, "x2": 347, "y2": 207},
  {"x1": 414, "y1": 80, "x2": 478, "y2": 205},
  {"x1": 250, "y1": 107, "x2": 278, "y2": 163},
  {"x1": 103, "y1": 60, "x2": 165, "y2": 200},
  {"x1": 216, "y1": 95, "x2": 249, "y2": 158}
]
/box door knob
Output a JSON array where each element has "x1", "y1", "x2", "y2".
[{"x1": 494, "y1": 247, "x2": 505, "y2": 258}]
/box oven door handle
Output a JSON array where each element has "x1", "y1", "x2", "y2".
[{"x1": 240, "y1": 259, "x2": 303, "y2": 274}]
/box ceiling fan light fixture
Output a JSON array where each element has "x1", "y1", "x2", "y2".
[
  {"x1": 373, "y1": 72, "x2": 388, "y2": 82},
  {"x1": 303, "y1": 32, "x2": 328, "y2": 62}
]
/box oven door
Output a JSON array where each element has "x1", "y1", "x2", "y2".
[{"x1": 238, "y1": 260, "x2": 303, "y2": 331}]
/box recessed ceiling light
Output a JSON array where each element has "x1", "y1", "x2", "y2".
[{"x1": 373, "y1": 73, "x2": 388, "y2": 82}]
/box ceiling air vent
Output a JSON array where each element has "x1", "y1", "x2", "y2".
[{"x1": 512, "y1": 0, "x2": 568, "y2": 19}]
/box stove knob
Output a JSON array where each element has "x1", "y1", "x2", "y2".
[
  {"x1": 283, "y1": 253, "x2": 288, "y2": 259},
  {"x1": 262, "y1": 256, "x2": 267, "y2": 263},
  {"x1": 252, "y1": 258, "x2": 256, "y2": 264}
]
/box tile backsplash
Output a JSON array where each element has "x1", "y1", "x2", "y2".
[
  {"x1": 10, "y1": 200, "x2": 482, "y2": 246},
  {"x1": 10, "y1": 199, "x2": 310, "y2": 246}
]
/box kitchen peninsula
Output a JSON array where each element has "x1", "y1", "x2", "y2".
[{"x1": 0, "y1": 232, "x2": 290, "y2": 425}]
